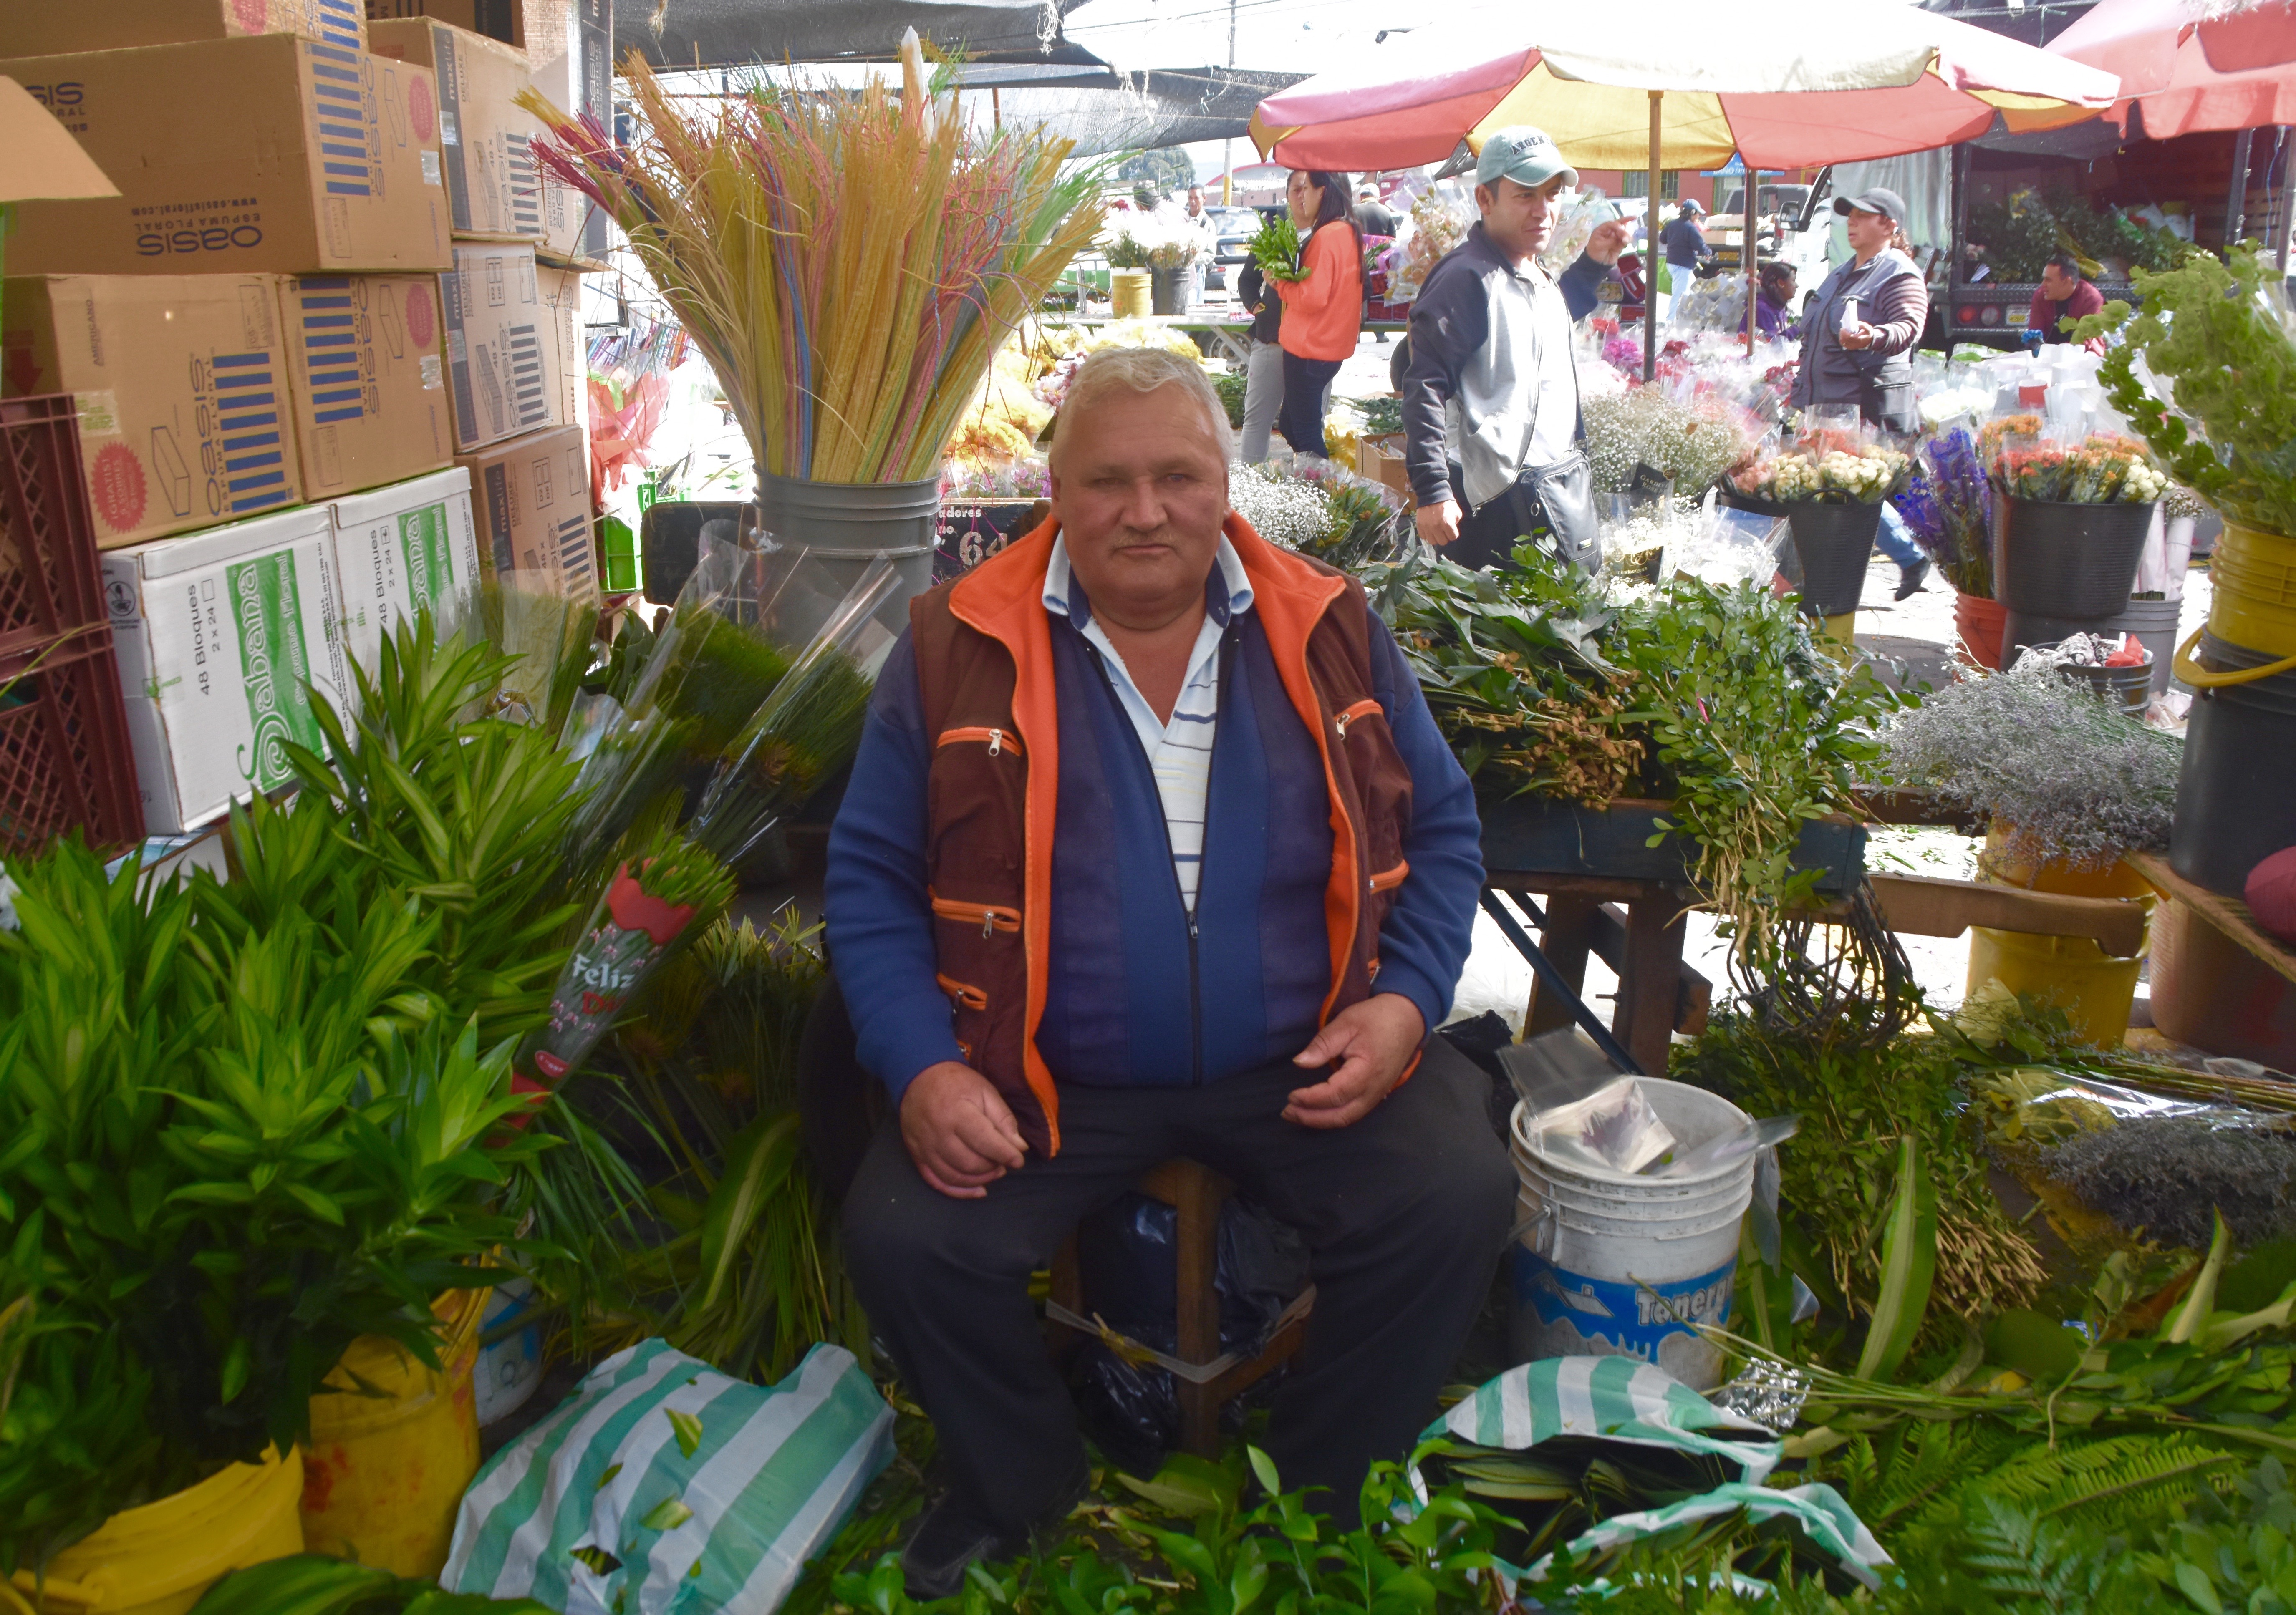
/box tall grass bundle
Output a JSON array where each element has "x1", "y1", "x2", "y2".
[{"x1": 520, "y1": 35, "x2": 1104, "y2": 484}]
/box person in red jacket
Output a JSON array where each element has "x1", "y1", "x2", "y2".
[
  {"x1": 2030, "y1": 251, "x2": 2106, "y2": 345},
  {"x1": 1274, "y1": 169, "x2": 1364, "y2": 458}
]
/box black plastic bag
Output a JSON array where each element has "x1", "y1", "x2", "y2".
[{"x1": 1065, "y1": 1192, "x2": 1309, "y2": 1474}]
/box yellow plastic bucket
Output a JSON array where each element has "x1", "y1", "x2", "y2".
[
  {"x1": 1980, "y1": 829, "x2": 2155, "y2": 902},
  {"x1": 1818, "y1": 612, "x2": 1857, "y2": 646},
  {"x1": 2208, "y1": 522, "x2": 2296, "y2": 658},
  {"x1": 1110, "y1": 268, "x2": 1152, "y2": 319},
  {"x1": 299, "y1": 1296, "x2": 482, "y2": 1579},
  {"x1": 1966, "y1": 927, "x2": 2144, "y2": 1047},
  {"x1": 9, "y1": 1450, "x2": 303, "y2": 1615}
]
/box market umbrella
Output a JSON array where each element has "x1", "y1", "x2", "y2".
[
  {"x1": 2050, "y1": 0, "x2": 2296, "y2": 137},
  {"x1": 1250, "y1": 0, "x2": 2119, "y2": 375}
]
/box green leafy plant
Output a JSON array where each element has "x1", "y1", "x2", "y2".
[
  {"x1": 1674, "y1": 1017, "x2": 2048, "y2": 1325},
  {"x1": 2081, "y1": 243, "x2": 2296, "y2": 536},
  {"x1": 189, "y1": 1553, "x2": 556, "y2": 1615},
  {"x1": 1245, "y1": 214, "x2": 1307, "y2": 283},
  {"x1": 0, "y1": 839, "x2": 543, "y2": 1569}
]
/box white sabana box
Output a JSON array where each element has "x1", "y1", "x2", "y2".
[
  {"x1": 330, "y1": 466, "x2": 482, "y2": 674},
  {"x1": 101, "y1": 505, "x2": 351, "y2": 834}
]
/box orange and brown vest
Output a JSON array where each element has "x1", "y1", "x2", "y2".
[{"x1": 910, "y1": 514, "x2": 1417, "y2": 1156}]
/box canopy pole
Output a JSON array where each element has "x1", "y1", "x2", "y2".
[
  {"x1": 1645, "y1": 91, "x2": 1661, "y2": 383},
  {"x1": 1745, "y1": 166, "x2": 1759, "y2": 353}
]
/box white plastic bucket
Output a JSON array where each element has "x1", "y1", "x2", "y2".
[
  {"x1": 1506, "y1": 1080, "x2": 1756, "y2": 1390},
  {"x1": 474, "y1": 1279, "x2": 544, "y2": 1428}
]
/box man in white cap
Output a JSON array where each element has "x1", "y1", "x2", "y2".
[{"x1": 1400, "y1": 125, "x2": 1627, "y2": 570}]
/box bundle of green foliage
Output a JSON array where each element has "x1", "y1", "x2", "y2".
[
  {"x1": 1368, "y1": 558, "x2": 1902, "y2": 973},
  {"x1": 190, "y1": 1555, "x2": 551, "y2": 1615},
  {"x1": 1211, "y1": 368, "x2": 1246, "y2": 428},
  {"x1": 1674, "y1": 1016, "x2": 2048, "y2": 1333},
  {"x1": 0, "y1": 622, "x2": 587, "y2": 1570},
  {"x1": 2082, "y1": 242, "x2": 2296, "y2": 537}
]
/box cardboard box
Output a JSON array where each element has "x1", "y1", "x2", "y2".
[
  {"x1": 328, "y1": 466, "x2": 480, "y2": 672},
  {"x1": 3, "y1": 273, "x2": 303, "y2": 547},
  {"x1": 0, "y1": 36, "x2": 449, "y2": 276},
  {"x1": 102, "y1": 505, "x2": 351, "y2": 832},
  {"x1": 366, "y1": 18, "x2": 571, "y2": 256},
  {"x1": 0, "y1": 0, "x2": 366, "y2": 55},
  {"x1": 279, "y1": 272, "x2": 453, "y2": 498},
  {"x1": 437, "y1": 239, "x2": 563, "y2": 450},
  {"x1": 534, "y1": 260, "x2": 584, "y2": 432},
  {"x1": 1356, "y1": 432, "x2": 1411, "y2": 501},
  {"x1": 458, "y1": 423, "x2": 593, "y2": 603},
  {"x1": 365, "y1": 0, "x2": 523, "y2": 46}
]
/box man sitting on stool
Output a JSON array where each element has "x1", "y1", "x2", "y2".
[{"x1": 827, "y1": 346, "x2": 1511, "y2": 1600}]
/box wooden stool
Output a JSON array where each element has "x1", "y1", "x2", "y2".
[{"x1": 1047, "y1": 1159, "x2": 1314, "y2": 1458}]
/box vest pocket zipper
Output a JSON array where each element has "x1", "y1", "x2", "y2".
[
  {"x1": 1334, "y1": 698, "x2": 1384, "y2": 738},
  {"x1": 935, "y1": 973, "x2": 989, "y2": 1011},
  {"x1": 937, "y1": 726, "x2": 1025, "y2": 758},
  {"x1": 931, "y1": 892, "x2": 1022, "y2": 939},
  {"x1": 1368, "y1": 859, "x2": 1410, "y2": 894}
]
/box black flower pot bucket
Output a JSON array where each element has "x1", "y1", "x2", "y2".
[{"x1": 1785, "y1": 501, "x2": 1882, "y2": 617}]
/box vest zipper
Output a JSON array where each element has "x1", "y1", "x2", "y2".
[
  {"x1": 1083, "y1": 623, "x2": 1231, "y2": 1086},
  {"x1": 936, "y1": 726, "x2": 1024, "y2": 758}
]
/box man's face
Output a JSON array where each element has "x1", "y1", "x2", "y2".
[
  {"x1": 1050, "y1": 385, "x2": 1229, "y2": 626},
  {"x1": 2040, "y1": 263, "x2": 2076, "y2": 300},
  {"x1": 1842, "y1": 206, "x2": 1893, "y2": 257},
  {"x1": 1186, "y1": 187, "x2": 1205, "y2": 216},
  {"x1": 1476, "y1": 174, "x2": 1565, "y2": 262}
]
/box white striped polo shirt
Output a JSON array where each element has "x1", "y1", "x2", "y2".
[{"x1": 1043, "y1": 534, "x2": 1254, "y2": 913}]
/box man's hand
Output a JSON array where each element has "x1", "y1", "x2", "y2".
[
  {"x1": 901, "y1": 1061, "x2": 1029, "y2": 1198},
  {"x1": 1284, "y1": 993, "x2": 1426, "y2": 1129},
  {"x1": 1415, "y1": 499, "x2": 1463, "y2": 549},
  {"x1": 1584, "y1": 220, "x2": 1631, "y2": 267}
]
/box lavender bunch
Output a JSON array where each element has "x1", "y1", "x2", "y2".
[
  {"x1": 1882, "y1": 658, "x2": 2181, "y2": 871},
  {"x1": 1893, "y1": 426, "x2": 1993, "y2": 597}
]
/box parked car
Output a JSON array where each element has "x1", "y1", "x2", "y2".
[{"x1": 1205, "y1": 206, "x2": 1263, "y2": 292}]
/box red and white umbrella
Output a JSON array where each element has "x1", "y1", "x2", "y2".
[
  {"x1": 1247, "y1": 0, "x2": 2118, "y2": 374},
  {"x1": 2051, "y1": 0, "x2": 2296, "y2": 137},
  {"x1": 1248, "y1": 0, "x2": 2119, "y2": 173}
]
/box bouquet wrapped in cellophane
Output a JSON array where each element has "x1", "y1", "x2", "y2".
[
  {"x1": 1894, "y1": 425, "x2": 1993, "y2": 595},
  {"x1": 1731, "y1": 426, "x2": 1912, "y2": 505},
  {"x1": 1987, "y1": 429, "x2": 2167, "y2": 504}
]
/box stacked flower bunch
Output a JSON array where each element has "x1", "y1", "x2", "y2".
[
  {"x1": 1582, "y1": 387, "x2": 1759, "y2": 500},
  {"x1": 1104, "y1": 212, "x2": 1207, "y2": 271},
  {"x1": 1733, "y1": 431, "x2": 1912, "y2": 504},
  {"x1": 1990, "y1": 432, "x2": 2167, "y2": 504},
  {"x1": 1894, "y1": 426, "x2": 1993, "y2": 594}
]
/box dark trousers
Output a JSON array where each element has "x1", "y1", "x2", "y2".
[
  {"x1": 842, "y1": 1039, "x2": 1514, "y2": 1529},
  {"x1": 1276, "y1": 352, "x2": 1345, "y2": 458}
]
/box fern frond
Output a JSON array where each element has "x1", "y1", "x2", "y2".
[{"x1": 1954, "y1": 1493, "x2": 2148, "y2": 1612}]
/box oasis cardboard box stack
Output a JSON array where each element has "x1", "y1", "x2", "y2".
[{"x1": 2, "y1": 0, "x2": 600, "y2": 831}]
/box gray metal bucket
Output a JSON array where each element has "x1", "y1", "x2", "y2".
[{"x1": 756, "y1": 471, "x2": 941, "y2": 651}]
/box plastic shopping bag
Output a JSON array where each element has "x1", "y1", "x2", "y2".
[{"x1": 444, "y1": 1340, "x2": 893, "y2": 1615}]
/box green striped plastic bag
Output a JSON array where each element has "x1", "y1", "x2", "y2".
[
  {"x1": 1430, "y1": 1355, "x2": 1783, "y2": 1484},
  {"x1": 443, "y1": 1340, "x2": 893, "y2": 1615}
]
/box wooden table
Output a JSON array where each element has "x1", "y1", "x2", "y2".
[{"x1": 2125, "y1": 852, "x2": 2296, "y2": 988}]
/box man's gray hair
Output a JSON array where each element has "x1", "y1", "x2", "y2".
[{"x1": 1048, "y1": 347, "x2": 1230, "y2": 469}]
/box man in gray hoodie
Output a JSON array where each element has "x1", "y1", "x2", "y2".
[{"x1": 1401, "y1": 126, "x2": 1626, "y2": 571}]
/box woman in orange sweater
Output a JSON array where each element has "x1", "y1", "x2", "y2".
[{"x1": 1274, "y1": 169, "x2": 1364, "y2": 459}]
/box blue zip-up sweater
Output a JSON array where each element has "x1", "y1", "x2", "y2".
[{"x1": 825, "y1": 596, "x2": 1484, "y2": 1106}]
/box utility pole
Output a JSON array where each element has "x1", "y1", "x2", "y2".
[{"x1": 1221, "y1": 0, "x2": 1237, "y2": 204}]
